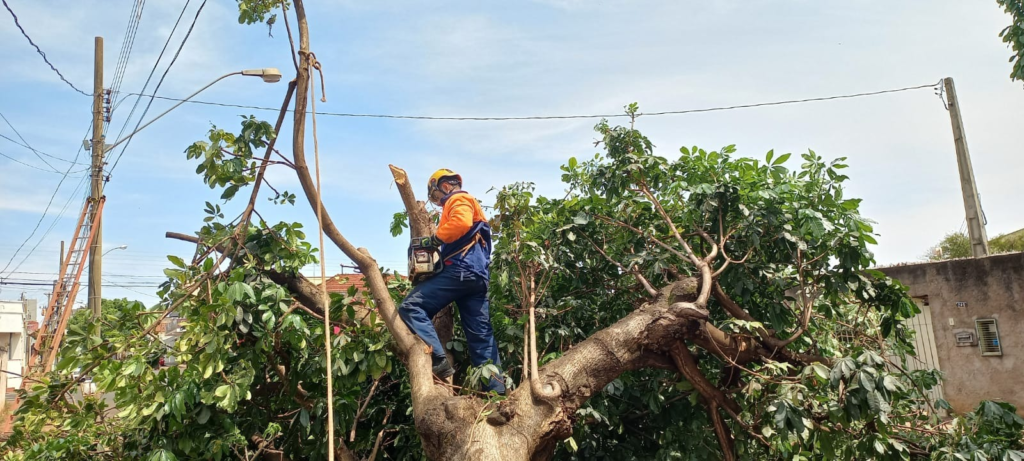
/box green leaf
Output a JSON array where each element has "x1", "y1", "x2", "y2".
[
  {"x1": 774, "y1": 403, "x2": 789, "y2": 430},
  {"x1": 148, "y1": 449, "x2": 178, "y2": 461},
  {"x1": 299, "y1": 408, "x2": 310, "y2": 428},
  {"x1": 881, "y1": 375, "x2": 901, "y2": 393},
  {"x1": 867, "y1": 390, "x2": 882, "y2": 413},
  {"x1": 240, "y1": 283, "x2": 255, "y2": 301},
  {"x1": 141, "y1": 401, "x2": 160, "y2": 416},
  {"x1": 167, "y1": 255, "x2": 186, "y2": 268},
  {"x1": 227, "y1": 283, "x2": 245, "y2": 302},
  {"x1": 221, "y1": 184, "x2": 240, "y2": 201},
  {"x1": 772, "y1": 152, "x2": 791, "y2": 165}
]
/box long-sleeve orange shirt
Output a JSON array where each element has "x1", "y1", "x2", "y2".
[{"x1": 436, "y1": 192, "x2": 487, "y2": 243}]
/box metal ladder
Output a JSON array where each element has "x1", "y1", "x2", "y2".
[{"x1": 25, "y1": 197, "x2": 105, "y2": 376}]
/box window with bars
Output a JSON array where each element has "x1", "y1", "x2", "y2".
[{"x1": 975, "y1": 318, "x2": 1002, "y2": 357}]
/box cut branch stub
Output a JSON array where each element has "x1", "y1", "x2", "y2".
[
  {"x1": 389, "y1": 165, "x2": 435, "y2": 237},
  {"x1": 388, "y1": 164, "x2": 454, "y2": 366}
]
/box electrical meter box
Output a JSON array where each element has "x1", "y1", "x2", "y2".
[{"x1": 953, "y1": 329, "x2": 977, "y2": 347}]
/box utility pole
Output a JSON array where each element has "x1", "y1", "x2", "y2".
[
  {"x1": 88, "y1": 36, "x2": 104, "y2": 324},
  {"x1": 0, "y1": 347, "x2": 7, "y2": 407},
  {"x1": 943, "y1": 77, "x2": 989, "y2": 258}
]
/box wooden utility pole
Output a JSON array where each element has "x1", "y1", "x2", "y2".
[
  {"x1": 88, "y1": 37, "x2": 104, "y2": 324},
  {"x1": 943, "y1": 77, "x2": 989, "y2": 258}
]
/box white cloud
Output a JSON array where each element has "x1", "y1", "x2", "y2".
[{"x1": 3, "y1": 0, "x2": 1023, "y2": 291}]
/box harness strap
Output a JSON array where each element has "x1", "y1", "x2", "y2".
[{"x1": 446, "y1": 232, "x2": 486, "y2": 262}]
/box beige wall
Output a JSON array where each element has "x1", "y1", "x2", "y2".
[
  {"x1": 879, "y1": 252, "x2": 1024, "y2": 413},
  {"x1": 0, "y1": 301, "x2": 27, "y2": 389}
]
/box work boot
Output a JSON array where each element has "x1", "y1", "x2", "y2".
[{"x1": 432, "y1": 356, "x2": 455, "y2": 379}]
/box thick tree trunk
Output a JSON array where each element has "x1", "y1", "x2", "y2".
[{"x1": 281, "y1": 2, "x2": 832, "y2": 459}]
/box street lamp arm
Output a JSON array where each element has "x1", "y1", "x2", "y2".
[{"x1": 104, "y1": 71, "x2": 243, "y2": 152}]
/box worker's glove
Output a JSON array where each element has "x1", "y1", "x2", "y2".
[{"x1": 429, "y1": 234, "x2": 444, "y2": 248}]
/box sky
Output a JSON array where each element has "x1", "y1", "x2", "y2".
[{"x1": 1, "y1": 0, "x2": 1022, "y2": 308}]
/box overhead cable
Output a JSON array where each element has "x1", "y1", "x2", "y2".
[
  {"x1": 0, "y1": 110, "x2": 58, "y2": 172},
  {"x1": 6, "y1": 174, "x2": 91, "y2": 276},
  {"x1": 107, "y1": 0, "x2": 148, "y2": 127},
  {"x1": 0, "y1": 133, "x2": 89, "y2": 165},
  {"x1": 110, "y1": 0, "x2": 191, "y2": 150},
  {"x1": 108, "y1": 0, "x2": 207, "y2": 175},
  {"x1": 0, "y1": 149, "x2": 82, "y2": 174},
  {"x1": 1, "y1": 0, "x2": 91, "y2": 96},
  {"x1": 0, "y1": 120, "x2": 92, "y2": 277},
  {"x1": 123, "y1": 80, "x2": 942, "y2": 122}
]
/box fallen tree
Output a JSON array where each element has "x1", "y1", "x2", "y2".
[{"x1": 5, "y1": 2, "x2": 1024, "y2": 460}]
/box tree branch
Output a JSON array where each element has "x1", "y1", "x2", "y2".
[
  {"x1": 350, "y1": 375, "x2": 382, "y2": 442},
  {"x1": 582, "y1": 233, "x2": 657, "y2": 297},
  {"x1": 668, "y1": 342, "x2": 741, "y2": 415},
  {"x1": 387, "y1": 165, "x2": 455, "y2": 369},
  {"x1": 706, "y1": 398, "x2": 736, "y2": 461},
  {"x1": 775, "y1": 249, "x2": 815, "y2": 348},
  {"x1": 288, "y1": 0, "x2": 439, "y2": 422}
]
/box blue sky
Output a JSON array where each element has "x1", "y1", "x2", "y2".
[{"x1": 1, "y1": 0, "x2": 1022, "y2": 307}]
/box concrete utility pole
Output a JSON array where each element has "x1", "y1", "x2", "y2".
[
  {"x1": 88, "y1": 36, "x2": 104, "y2": 323},
  {"x1": 943, "y1": 77, "x2": 989, "y2": 258}
]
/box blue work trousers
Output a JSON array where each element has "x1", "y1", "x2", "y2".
[{"x1": 398, "y1": 269, "x2": 505, "y2": 393}]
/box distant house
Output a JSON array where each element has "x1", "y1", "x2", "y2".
[
  {"x1": 877, "y1": 252, "x2": 1024, "y2": 413},
  {"x1": 0, "y1": 297, "x2": 37, "y2": 390},
  {"x1": 154, "y1": 272, "x2": 403, "y2": 341},
  {"x1": 306, "y1": 272, "x2": 406, "y2": 298}
]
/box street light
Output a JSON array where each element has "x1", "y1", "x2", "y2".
[
  {"x1": 103, "y1": 68, "x2": 283, "y2": 152},
  {"x1": 102, "y1": 245, "x2": 128, "y2": 256}
]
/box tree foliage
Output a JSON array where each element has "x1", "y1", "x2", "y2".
[
  {"x1": 3, "y1": 2, "x2": 1023, "y2": 460},
  {"x1": 926, "y1": 229, "x2": 1024, "y2": 260},
  {"x1": 927, "y1": 232, "x2": 972, "y2": 260},
  {"x1": 998, "y1": 0, "x2": 1024, "y2": 83}
]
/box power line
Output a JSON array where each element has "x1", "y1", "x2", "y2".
[
  {"x1": 109, "y1": 0, "x2": 207, "y2": 175},
  {"x1": 107, "y1": 0, "x2": 148, "y2": 132},
  {"x1": 0, "y1": 148, "x2": 83, "y2": 174},
  {"x1": 1, "y1": 0, "x2": 91, "y2": 97},
  {"x1": 0, "y1": 120, "x2": 92, "y2": 277},
  {"x1": 109, "y1": 0, "x2": 193, "y2": 171},
  {"x1": 111, "y1": 0, "x2": 190, "y2": 143},
  {"x1": 8, "y1": 174, "x2": 92, "y2": 276},
  {"x1": 122, "y1": 80, "x2": 942, "y2": 122},
  {"x1": 110, "y1": 0, "x2": 145, "y2": 93},
  {"x1": 103, "y1": 277, "x2": 160, "y2": 298},
  {"x1": 0, "y1": 280, "x2": 161, "y2": 288},
  {"x1": 9, "y1": 271, "x2": 166, "y2": 278},
  {"x1": 0, "y1": 133, "x2": 90, "y2": 165},
  {"x1": 5, "y1": 160, "x2": 89, "y2": 277},
  {"x1": 0, "y1": 110, "x2": 58, "y2": 172}
]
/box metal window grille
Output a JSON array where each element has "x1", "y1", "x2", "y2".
[
  {"x1": 975, "y1": 319, "x2": 1002, "y2": 357},
  {"x1": 836, "y1": 326, "x2": 857, "y2": 346}
]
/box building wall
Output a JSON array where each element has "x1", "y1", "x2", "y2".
[
  {"x1": 879, "y1": 252, "x2": 1024, "y2": 413},
  {"x1": 0, "y1": 301, "x2": 27, "y2": 389}
]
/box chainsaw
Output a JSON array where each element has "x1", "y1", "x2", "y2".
[{"x1": 408, "y1": 236, "x2": 442, "y2": 285}]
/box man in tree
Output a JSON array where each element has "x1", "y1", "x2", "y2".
[{"x1": 397, "y1": 168, "x2": 506, "y2": 393}]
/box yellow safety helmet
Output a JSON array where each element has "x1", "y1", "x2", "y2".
[{"x1": 427, "y1": 168, "x2": 462, "y2": 205}]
